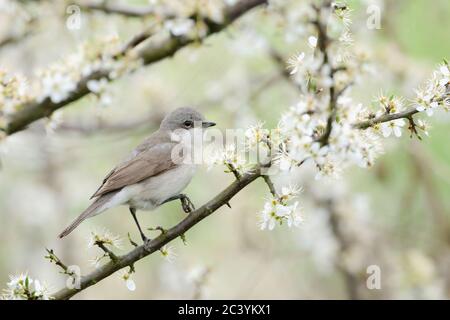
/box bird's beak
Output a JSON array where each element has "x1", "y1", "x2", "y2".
[{"x1": 202, "y1": 121, "x2": 216, "y2": 128}]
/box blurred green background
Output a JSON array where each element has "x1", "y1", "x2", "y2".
[{"x1": 0, "y1": 0, "x2": 449, "y2": 299}]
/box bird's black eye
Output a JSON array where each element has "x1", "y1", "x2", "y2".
[{"x1": 183, "y1": 120, "x2": 193, "y2": 128}]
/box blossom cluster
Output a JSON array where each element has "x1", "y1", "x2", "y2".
[
  {"x1": 0, "y1": 70, "x2": 33, "y2": 119},
  {"x1": 206, "y1": 143, "x2": 256, "y2": 176},
  {"x1": 277, "y1": 92, "x2": 384, "y2": 176},
  {"x1": 415, "y1": 62, "x2": 450, "y2": 116},
  {"x1": 258, "y1": 186, "x2": 304, "y2": 230},
  {"x1": 151, "y1": 0, "x2": 233, "y2": 38},
  {"x1": 0, "y1": 35, "x2": 141, "y2": 128},
  {"x1": 88, "y1": 228, "x2": 122, "y2": 268},
  {"x1": 36, "y1": 36, "x2": 140, "y2": 105},
  {"x1": 1, "y1": 273, "x2": 51, "y2": 300},
  {"x1": 209, "y1": 2, "x2": 448, "y2": 231}
]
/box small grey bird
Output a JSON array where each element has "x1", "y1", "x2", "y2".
[{"x1": 58, "y1": 107, "x2": 216, "y2": 241}]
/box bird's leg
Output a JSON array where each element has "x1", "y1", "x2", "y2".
[
  {"x1": 129, "y1": 208, "x2": 149, "y2": 243},
  {"x1": 161, "y1": 194, "x2": 195, "y2": 213},
  {"x1": 161, "y1": 194, "x2": 182, "y2": 204}
]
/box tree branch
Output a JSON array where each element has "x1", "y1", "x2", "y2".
[
  {"x1": 313, "y1": 1, "x2": 339, "y2": 146},
  {"x1": 353, "y1": 107, "x2": 419, "y2": 129},
  {"x1": 76, "y1": 1, "x2": 159, "y2": 17},
  {"x1": 325, "y1": 199, "x2": 360, "y2": 299},
  {"x1": 0, "y1": 18, "x2": 36, "y2": 50},
  {"x1": 51, "y1": 167, "x2": 262, "y2": 300},
  {"x1": 2, "y1": 0, "x2": 268, "y2": 136}
]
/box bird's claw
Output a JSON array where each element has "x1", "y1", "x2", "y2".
[{"x1": 180, "y1": 194, "x2": 195, "y2": 213}]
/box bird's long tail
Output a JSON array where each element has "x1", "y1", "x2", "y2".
[{"x1": 58, "y1": 192, "x2": 117, "y2": 238}]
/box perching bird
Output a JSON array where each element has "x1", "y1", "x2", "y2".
[{"x1": 58, "y1": 107, "x2": 216, "y2": 241}]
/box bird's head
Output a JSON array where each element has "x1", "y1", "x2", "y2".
[{"x1": 160, "y1": 107, "x2": 216, "y2": 131}]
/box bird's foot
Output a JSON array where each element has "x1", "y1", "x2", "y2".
[
  {"x1": 140, "y1": 233, "x2": 151, "y2": 246},
  {"x1": 180, "y1": 194, "x2": 195, "y2": 213},
  {"x1": 143, "y1": 237, "x2": 152, "y2": 251}
]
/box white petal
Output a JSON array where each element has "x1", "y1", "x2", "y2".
[
  {"x1": 286, "y1": 216, "x2": 293, "y2": 227},
  {"x1": 381, "y1": 125, "x2": 391, "y2": 137},
  {"x1": 87, "y1": 80, "x2": 100, "y2": 93},
  {"x1": 126, "y1": 279, "x2": 136, "y2": 291},
  {"x1": 34, "y1": 280, "x2": 42, "y2": 292},
  {"x1": 268, "y1": 219, "x2": 276, "y2": 230},
  {"x1": 439, "y1": 78, "x2": 449, "y2": 87},
  {"x1": 395, "y1": 119, "x2": 406, "y2": 127},
  {"x1": 308, "y1": 36, "x2": 317, "y2": 48},
  {"x1": 279, "y1": 157, "x2": 292, "y2": 171},
  {"x1": 393, "y1": 126, "x2": 402, "y2": 137},
  {"x1": 416, "y1": 105, "x2": 426, "y2": 112},
  {"x1": 314, "y1": 171, "x2": 322, "y2": 180}
]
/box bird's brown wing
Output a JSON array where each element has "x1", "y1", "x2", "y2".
[{"x1": 90, "y1": 142, "x2": 178, "y2": 199}]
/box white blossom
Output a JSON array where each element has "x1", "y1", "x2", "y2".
[
  {"x1": 160, "y1": 245, "x2": 177, "y2": 263},
  {"x1": 245, "y1": 122, "x2": 269, "y2": 149},
  {"x1": 286, "y1": 202, "x2": 304, "y2": 227},
  {"x1": 416, "y1": 119, "x2": 430, "y2": 136},
  {"x1": 439, "y1": 64, "x2": 449, "y2": 87},
  {"x1": 308, "y1": 36, "x2": 318, "y2": 48},
  {"x1": 87, "y1": 228, "x2": 123, "y2": 250},
  {"x1": 315, "y1": 158, "x2": 342, "y2": 180},
  {"x1": 118, "y1": 270, "x2": 136, "y2": 291},
  {"x1": 380, "y1": 119, "x2": 405, "y2": 138},
  {"x1": 339, "y1": 31, "x2": 353, "y2": 46},
  {"x1": 279, "y1": 185, "x2": 302, "y2": 202},
  {"x1": 87, "y1": 78, "x2": 108, "y2": 93},
  {"x1": 1, "y1": 273, "x2": 51, "y2": 300},
  {"x1": 258, "y1": 198, "x2": 303, "y2": 230},
  {"x1": 87, "y1": 78, "x2": 113, "y2": 106},
  {"x1": 164, "y1": 18, "x2": 195, "y2": 37},
  {"x1": 208, "y1": 143, "x2": 254, "y2": 175},
  {"x1": 287, "y1": 52, "x2": 306, "y2": 75},
  {"x1": 39, "y1": 73, "x2": 77, "y2": 103}
]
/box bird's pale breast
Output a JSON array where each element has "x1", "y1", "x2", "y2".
[{"x1": 126, "y1": 164, "x2": 197, "y2": 211}]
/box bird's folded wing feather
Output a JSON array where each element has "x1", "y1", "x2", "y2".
[{"x1": 90, "y1": 142, "x2": 178, "y2": 199}]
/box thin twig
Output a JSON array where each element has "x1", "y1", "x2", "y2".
[
  {"x1": 76, "y1": 1, "x2": 161, "y2": 18},
  {"x1": 262, "y1": 175, "x2": 278, "y2": 197},
  {"x1": 45, "y1": 248, "x2": 71, "y2": 275},
  {"x1": 95, "y1": 242, "x2": 119, "y2": 263}
]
